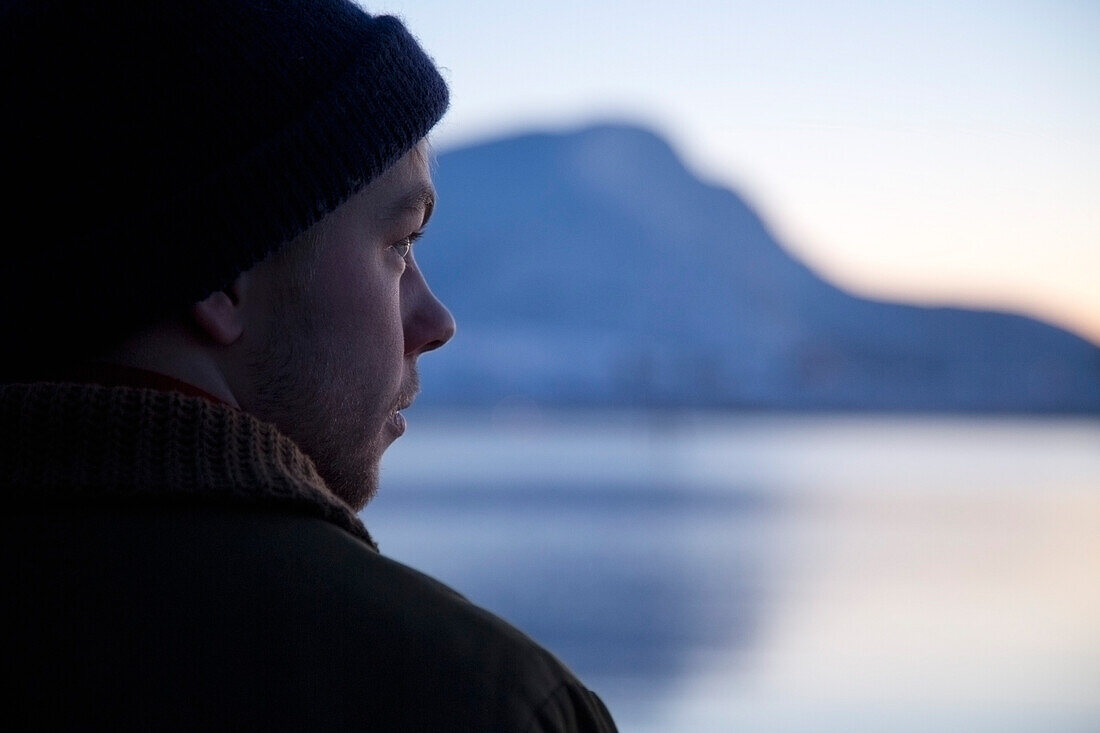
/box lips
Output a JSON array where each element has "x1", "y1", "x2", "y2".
[
  {"x1": 386, "y1": 394, "x2": 414, "y2": 436},
  {"x1": 387, "y1": 375, "x2": 418, "y2": 438}
]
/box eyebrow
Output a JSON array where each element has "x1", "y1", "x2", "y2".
[{"x1": 382, "y1": 184, "x2": 436, "y2": 228}]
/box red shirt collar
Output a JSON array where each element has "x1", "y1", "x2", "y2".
[{"x1": 50, "y1": 363, "x2": 233, "y2": 407}]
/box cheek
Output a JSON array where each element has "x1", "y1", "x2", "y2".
[{"x1": 327, "y1": 261, "x2": 405, "y2": 361}]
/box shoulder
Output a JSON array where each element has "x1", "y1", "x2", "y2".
[
  {"x1": 276, "y1": 513, "x2": 617, "y2": 730},
  {"x1": 3, "y1": 504, "x2": 619, "y2": 730}
]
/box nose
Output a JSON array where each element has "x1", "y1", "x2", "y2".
[{"x1": 402, "y1": 261, "x2": 456, "y2": 356}]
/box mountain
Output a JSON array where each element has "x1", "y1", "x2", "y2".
[{"x1": 414, "y1": 122, "x2": 1100, "y2": 412}]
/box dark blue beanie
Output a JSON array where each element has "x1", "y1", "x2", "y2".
[{"x1": 0, "y1": 0, "x2": 448, "y2": 373}]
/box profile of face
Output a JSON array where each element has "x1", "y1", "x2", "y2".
[{"x1": 229, "y1": 142, "x2": 454, "y2": 510}]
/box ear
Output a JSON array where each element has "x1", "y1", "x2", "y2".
[{"x1": 190, "y1": 276, "x2": 246, "y2": 346}]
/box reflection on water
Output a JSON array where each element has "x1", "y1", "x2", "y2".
[{"x1": 364, "y1": 412, "x2": 1100, "y2": 732}]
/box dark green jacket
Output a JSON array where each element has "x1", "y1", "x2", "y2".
[{"x1": 0, "y1": 382, "x2": 616, "y2": 731}]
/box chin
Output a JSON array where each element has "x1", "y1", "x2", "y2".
[
  {"x1": 302, "y1": 426, "x2": 383, "y2": 512},
  {"x1": 326, "y1": 460, "x2": 379, "y2": 512}
]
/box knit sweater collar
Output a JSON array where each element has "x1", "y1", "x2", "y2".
[{"x1": 0, "y1": 381, "x2": 376, "y2": 551}]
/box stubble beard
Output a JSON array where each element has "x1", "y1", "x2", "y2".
[{"x1": 243, "y1": 295, "x2": 401, "y2": 512}]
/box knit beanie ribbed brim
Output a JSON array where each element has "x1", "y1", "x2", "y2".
[{"x1": 1, "y1": 0, "x2": 448, "y2": 373}]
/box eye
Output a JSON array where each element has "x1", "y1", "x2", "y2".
[{"x1": 391, "y1": 231, "x2": 422, "y2": 261}]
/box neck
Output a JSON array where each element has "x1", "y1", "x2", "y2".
[
  {"x1": 96, "y1": 322, "x2": 240, "y2": 408},
  {"x1": 53, "y1": 363, "x2": 233, "y2": 407}
]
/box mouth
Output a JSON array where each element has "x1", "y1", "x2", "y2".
[
  {"x1": 387, "y1": 368, "x2": 420, "y2": 439},
  {"x1": 386, "y1": 394, "x2": 416, "y2": 437},
  {"x1": 386, "y1": 410, "x2": 407, "y2": 436}
]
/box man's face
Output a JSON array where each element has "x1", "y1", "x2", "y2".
[{"x1": 236, "y1": 142, "x2": 454, "y2": 510}]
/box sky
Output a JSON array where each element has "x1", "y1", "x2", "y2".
[{"x1": 366, "y1": 0, "x2": 1100, "y2": 344}]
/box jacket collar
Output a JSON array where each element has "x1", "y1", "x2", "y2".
[{"x1": 0, "y1": 381, "x2": 377, "y2": 551}]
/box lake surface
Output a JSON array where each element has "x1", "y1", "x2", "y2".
[{"x1": 363, "y1": 411, "x2": 1100, "y2": 732}]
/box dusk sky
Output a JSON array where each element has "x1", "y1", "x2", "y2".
[{"x1": 368, "y1": 0, "x2": 1099, "y2": 343}]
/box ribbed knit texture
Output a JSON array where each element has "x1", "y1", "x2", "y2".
[
  {"x1": 0, "y1": 0, "x2": 448, "y2": 373},
  {"x1": 0, "y1": 382, "x2": 377, "y2": 550}
]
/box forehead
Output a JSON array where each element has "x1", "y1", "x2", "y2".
[
  {"x1": 257, "y1": 142, "x2": 433, "y2": 279},
  {"x1": 359, "y1": 141, "x2": 433, "y2": 215}
]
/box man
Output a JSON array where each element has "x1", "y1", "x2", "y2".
[{"x1": 0, "y1": 1, "x2": 617, "y2": 730}]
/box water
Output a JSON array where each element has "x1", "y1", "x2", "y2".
[{"x1": 364, "y1": 411, "x2": 1100, "y2": 732}]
